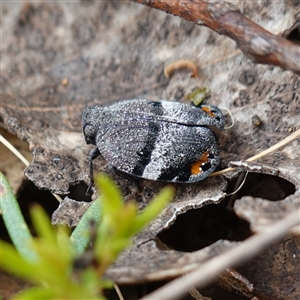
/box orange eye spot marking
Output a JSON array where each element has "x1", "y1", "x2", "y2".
[
  {"x1": 201, "y1": 106, "x2": 216, "y2": 118},
  {"x1": 191, "y1": 151, "x2": 210, "y2": 175}
]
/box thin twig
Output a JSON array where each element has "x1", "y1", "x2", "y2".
[
  {"x1": 246, "y1": 128, "x2": 300, "y2": 162},
  {"x1": 131, "y1": 0, "x2": 300, "y2": 75},
  {"x1": 140, "y1": 207, "x2": 300, "y2": 300},
  {"x1": 0, "y1": 134, "x2": 30, "y2": 166},
  {"x1": 212, "y1": 128, "x2": 300, "y2": 177},
  {"x1": 114, "y1": 283, "x2": 125, "y2": 300}
]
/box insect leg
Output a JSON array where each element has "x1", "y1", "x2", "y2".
[{"x1": 86, "y1": 147, "x2": 100, "y2": 195}]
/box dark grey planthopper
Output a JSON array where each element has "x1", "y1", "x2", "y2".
[{"x1": 82, "y1": 99, "x2": 224, "y2": 193}]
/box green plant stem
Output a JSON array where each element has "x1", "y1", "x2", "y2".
[{"x1": 0, "y1": 172, "x2": 36, "y2": 261}]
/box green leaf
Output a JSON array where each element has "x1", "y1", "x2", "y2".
[
  {"x1": 94, "y1": 174, "x2": 174, "y2": 269},
  {"x1": 114, "y1": 202, "x2": 138, "y2": 236},
  {"x1": 29, "y1": 241, "x2": 71, "y2": 283},
  {"x1": 0, "y1": 241, "x2": 39, "y2": 282},
  {"x1": 1, "y1": 173, "x2": 174, "y2": 300},
  {"x1": 95, "y1": 174, "x2": 122, "y2": 215},
  {"x1": 70, "y1": 198, "x2": 102, "y2": 255},
  {"x1": 13, "y1": 287, "x2": 57, "y2": 300},
  {"x1": 30, "y1": 205, "x2": 56, "y2": 245},
  {"x1": 0, "y1": 172, "x2": 36, "y2": 261},
  {"x1": 133, "y1": 185, "x2": 175, "y2": 233},
  {"x1": 56, "y1": 226, "x2": 73, "y2": 256}
]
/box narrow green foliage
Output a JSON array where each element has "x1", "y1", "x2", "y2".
[
  {"x1": 97, "y1": 174, "x2": 123, "y2": 214},
  {"x1": 31, "y1": 205, "x2": 58, "y2": 245},
  {"x1": 0, "y1": 173, "x2": 174, "y2": 299},
  {"x1": 0, "y1": 172, "x2": 36, "y2": 261},
  {"x1": 70, "y1": 198, "x2": 102, "y2": 255},
  {"x1": 0, "y1": 242, "x2": 35, "y2": 280},
  {"x1": 94, "y1": 174, "x2": 175, "y2": 274},
  {"x1": 0, "y1": 205, "x2": 105, "y2": 299},
  {"x1": 133, "y1": 186, "x2": 174, "y2": 232}
]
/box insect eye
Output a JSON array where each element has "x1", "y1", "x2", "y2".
[{"x1": 84, "y1": 125, "x2": 96, "y2": 143}]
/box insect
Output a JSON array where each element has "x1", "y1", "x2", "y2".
[{"x1": 82, "y1": 99, "x2": 224, "y2": 192}]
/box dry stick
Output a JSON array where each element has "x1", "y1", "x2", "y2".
[
  {"x1": 140, "y1": 207, "x2": 300, "y2": 300},
  {"x1": 113, "y1": 283, "x2": 125, "y2": 300},
  {"x1": 0, "y1": 134, "x2": 30, "y2": 166},
  {"x1": 212, "y1": 128, "x2": 300, "y2": 177},
  {"x1": 0, "y1": 134, "x2": 62, "y2": 203},
  {"x1": 131, "y1": 0, "x2": 300, "y2": 75}
]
